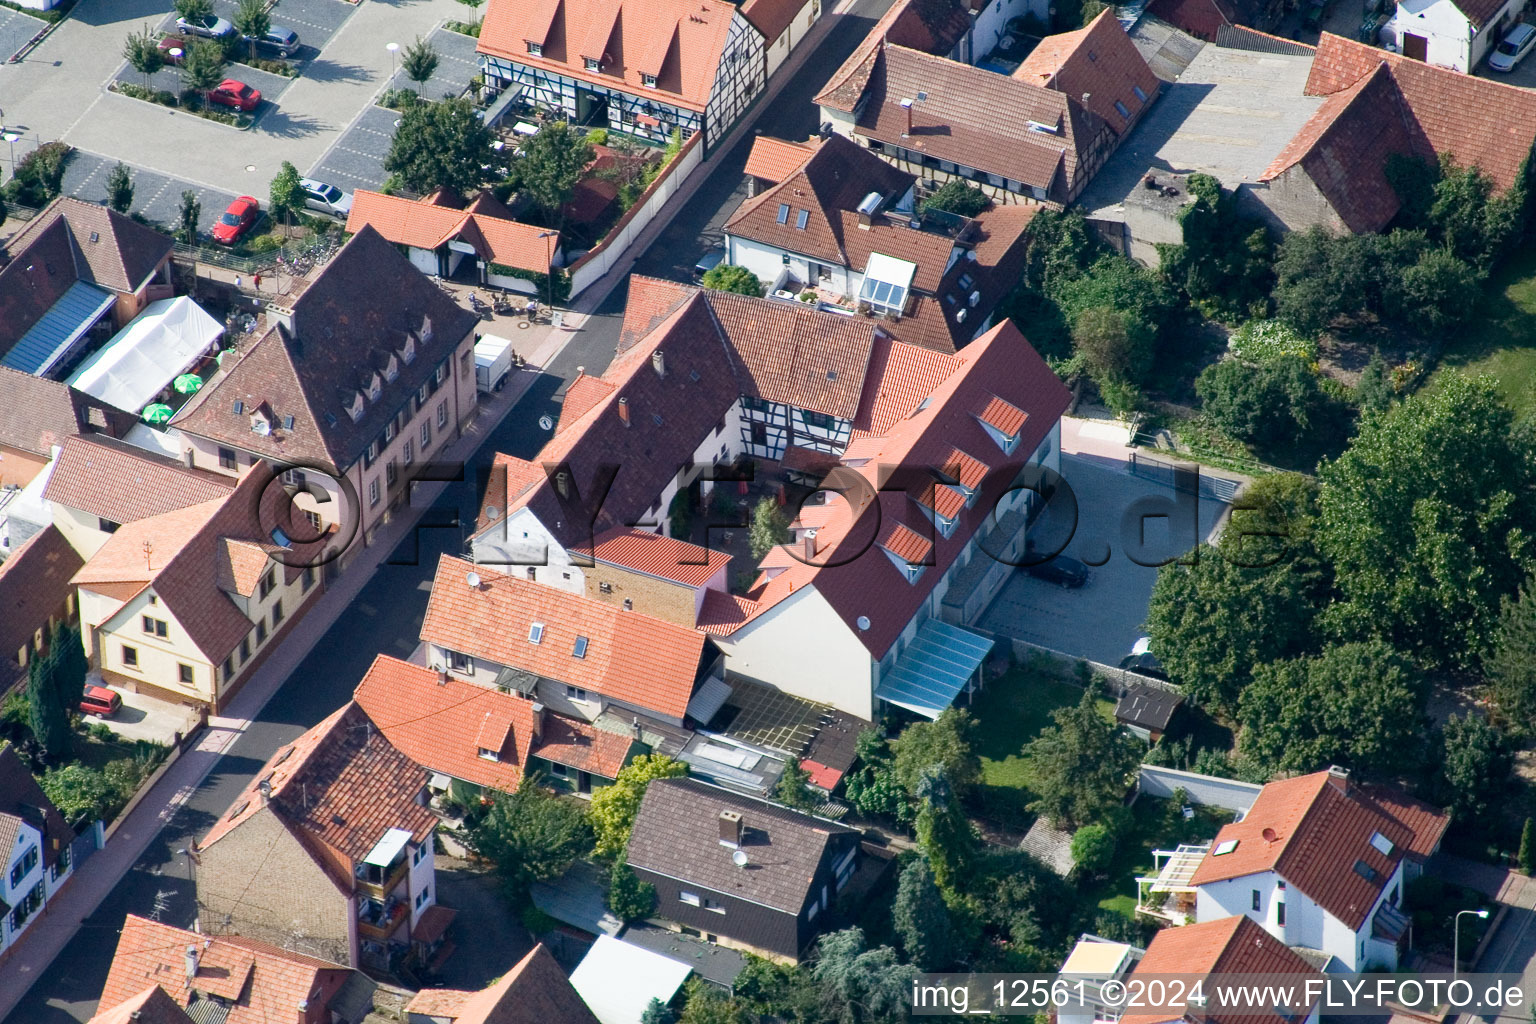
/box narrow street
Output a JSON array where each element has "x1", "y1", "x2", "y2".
[{"x1": 2, "y1": 0, "x2": 891, "y2": 1018}]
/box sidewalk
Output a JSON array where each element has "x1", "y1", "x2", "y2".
[{"x1": 0, "y1": 324, "x2": 566, "y2": 1023}]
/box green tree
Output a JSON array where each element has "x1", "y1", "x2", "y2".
[
  {"x1": 105, "y1": 162, "x2": 134, "y2": 214},
  {"x1": 844, "y1": 728, "x2": 910, "y2": 824},
  {"x1": 811, "y1": 928, "x2": 920, "y2": 1024},
  {"x1": 180, "y1": 39, "x2": 227, "y2": 105},
  {"x1": 607, "y1": 858, "x2": 656, "y2": 922},
  {"x1": 678, "y1": 978, "x2": 749, "y2": 1024},
  {"x1": 26, "y1": 644, "x2": 71, "y2": 763},
  {"x1": 1428, "y1": 157, "x2": 1524, "y2": 269},
  {"x1": 1024, "y1": 690, "x2": 1138, "y2": 829},
  {"x1": 1157, "y1": 173, "x2": 1274, "y2": 322},
  {"x1": 1072, "y1": 305, "x2": 1152, "y2": 415},
  {"x1": 1238, "y1": 641, "x2": 1424, "y2": 779},
  {"x1": 891, "y1": 708, "x2": 981, "y2": 800},
  {"x1": 517, "y1": 119, "x2": 593, "y2": 223},
  {"x1": 1354, "y1": 353, "x2": 1396, "y2": 415},
  {"x1": 1392, "y1": 246, "x2": 1481, "y2": 333},
  {"x1": 1487, "y1": 573, "x2": 1536, "y2": 734},
  {"x1": 51, "y1": 624, "x2": 88, "y2": 723},
  {"x1": 589, "y1": 754, "x2": 688, "y2": 858},
  {"x1": 892, "y1": 856, "x2": 955, "y2": 970},
  {"x1": 1521, "y1": 818, "x2": 1535, "y2": 875},
  {"x1": 773, "y1": 759, "x2": 817, "y2": 811},
  {"x1": 40, "y1": 764, "x2": 113, "y2": 823},
  {"x1": 641, "y1": 999, "x2": 677, "y2": 1024},
  {"x1": 1146, "y1": 473, "x2": 1331, "y2": 711},
  {"x1": 914, "y1": 766, "x2": 975, "y2": 891},
  {"x1": 920, "y1": 179, "x2": 989, "y2": 217},
  {"x1": 122, "y1": 24, "x2": 165, "y2": 90},
  {"x1": 269, "y1": 159, "x2": 302, "y2": 231},
  {"x1": 459, "y1": 778, "x2": 592, "y2": 901},
  {"x1": 1316, "y1": 372, "x2": 1536, "y2": 670},
  {"x1": 177, "y1": 189, "x2": 201, "y2": 244},
  {"x1": 701, "y1": 263, "x2": 765, "y2": 297},
  {"x1": 1434, "y1": 714, "x2": 1511, "y2": 826},
  {"x1": 1070, "y1": 823, "x2": 1117, "y2": 877},
  {"x1": 1271, "y1": 226, "x2": 1359, "y2": 334},
  {"x1": 232, "y1": 0, "x2": 269, "y2": 60},
  {"x1": 385, "y1": 96, "x2": 496, "y2": 196},
  {"x1": 748, "y1": 496, "x2": 790, "y2": 559},
  {"x1": 401, "y1": 35, "x2": 440, "y2": 96},
  {"x1": 174, "y1": 0, "x2": 214, "y2": 26},
  {"x1": 455, "y1": 0, "x2": 486, "y2": 29},
  {"x1": 1196, "y1": 356, "x2": 1330, "y2": 454},
  {"x1": 734, "y1": 957, "x2": 821, "y2": 1022}
]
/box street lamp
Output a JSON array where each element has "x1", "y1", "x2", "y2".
[
  {"x1": 386, "y1": 42, "x2": 399, "y2": 87},
  {"x1": 1, "y1": 131, "x2": 20, "y2": 181},
  {"x1": 536, "y1": 230, "x2": 557, "y2": 315},
  {"x1": 1453, "y1": 908, "x2": 1490, "y2": 980}
]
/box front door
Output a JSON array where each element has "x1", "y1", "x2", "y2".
[{"x1": 1402, "y1": 32, "x2": 1428, "y2": 61}]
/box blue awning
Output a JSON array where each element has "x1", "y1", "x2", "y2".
[
  {"x1": 4, "y1": 281, "x2": 115, "y2": 375},
  {"x1": 875, "y1": 619, "x2": 994, "y2": 719}
]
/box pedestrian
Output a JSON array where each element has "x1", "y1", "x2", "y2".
[
  {"x1": 235, "y1": 275, "x2": 242, "y2": 291},
  {"x1": 253, "y1": 272, "x2": 262, "y2": 291}
]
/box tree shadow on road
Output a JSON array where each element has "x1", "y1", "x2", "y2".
[
  {"x1": 300, "y1": 58, "x2": 372, "y2": 84},
  {"x1": 255, "y1": 109, "x2": 329, "y2": 139}
]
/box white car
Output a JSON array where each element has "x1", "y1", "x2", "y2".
[
  {"x1": 1490, "y1": 22, "x2": 1536, "y2": 72},
  {"x1": 299, "y1": 178, "x2": 352, "y2": 218}
]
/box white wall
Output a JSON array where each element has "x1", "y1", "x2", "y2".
[
  {"x1": 406, "y1": 830, "x2": 436, "y2": 928},
  {"x1": 761, "y1": 0, "x2": 822, "y2": 77},
  {"x1": 1, "y1": 820, "x2": 45, "y2": 951},
  {"x1": 471, "y1": 506, "x2": 585, "y2": 592},
  {"x1": 51, "y1": 503, "x2": 115, "y2": 560},
  {"x1": 712, "y1": 586, "x2": 874, "y2": 719},
  {"x1": 1385, "y1": 0, "x2": 1474, "y2": 70}
]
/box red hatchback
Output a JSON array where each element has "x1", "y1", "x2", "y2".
[
  {"x1": 157, "y1": 36, "x2": 188, "y2": 63},
  {"x1": 208, "y1": 78, "x2": 261, "y2": 112},
  {"x1": 80, "y1": 685, "x2": 121, "y2": 717},
  {"x1": 212, "y1": 195, "x2": 260, "y2": 244}
]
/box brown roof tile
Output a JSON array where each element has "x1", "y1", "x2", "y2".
[
  {"x1": 2, "y1": 196, "x2": 173, "y2": 295},
  {"x1": 814, "y1": 0, "x2": 975, "y2": 111},
  {"x1": 740, "y1": 0, "x2": 804, "y2": 42},
  {"x1": 0, "y1": 367, "x2": 113, "y2": 457},
  {"x1": 0, "y1": 527, "x2": 85, "y2": 695},
  {"x1": 344, "y1": 190, "x2": 558, "y2": 274},
  {"x1": 421, "y1": 555, "x2": 708, "y2": 721},
  {"x1": 88, "y1": 986, "x2": 196, "y2": 1024},
  {"x1": 171, "y1": 227, "x2": 479, "y2": 474},
  {"x1": 199, "y1": 702, "x2": 437, "y2": 878},
  {"x1": 405, "y1": 943, "x2": 599, "y2": 1024},
  {"x1": 556, "y1": 372, "x2": 618, "y2": 434},
  {"x1": 1123, "y1": 916, "x2": 1320, "y2": 1024},
  {"x1": 99, "y1": 915, "x2": 357, "y2": 1024},
  {"x1": 1013, "y1": 11, "x2": 1161, "y2": 133},
  {"x1": 43, "y1": 435, "x2": 234, "y2": 526},
  {"x1": 478, "y1": 0, "x2": 740, "y2": 113},
  {"x1": 743, "y1": 136, "x2": 819, "y2": 184},
  {"x1": 628, "y1": 777, "x2": 860, "y2": 914}
]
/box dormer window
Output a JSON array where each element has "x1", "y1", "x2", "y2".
[
  {"x1": 369, "y1": 375, "x2": 382, "y2": 401},
  {"x1": 642, "y1": 73, "x2": 656, "y2": 87},
  {"x1": 479, "y1": 747, "x2": 499, "y2": 761},
  {"x1": 250, "y1": 412, "x2": 271, "y2": 436},
  {"x1": 401, "y1": 336, "x2": 417, "y2": 364},
  {"x1": 527, "y1": 41, "x2": 542, "y2": 56},
  {"x1": 349, "y1": 393, "x2": 366, "y2": 423},
  {"x1": 384, "y1": 355, "x2": 399, "y2": 383},
  {"x1": 584, "y1": 56, "x2": 601, "y2": 71}
]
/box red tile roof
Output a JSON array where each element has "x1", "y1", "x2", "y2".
[
  {"x1": 1292, "y1": 33, "x2": 1536, "y2": 198},
  {"x1": 578, "y1": 526, "x2": 730, "y2": 587},
  {"x1": 1190, "y1": 771, "x2": 1434, "y2": 930},
  {"x1": 557, "y1": 372, "x2": 618, "y2": 434},
  {"x1": 0, "y1": 526, "x2": 84, "y2": 694},
  {"x1": 1456, "y1": 0, "x2": 1508, "y2": 29},
  {"x1": 814, "y1": 0, "x2": 975, "y2": 112},
  {"x1": 99, "y1": 915, "x2": 355, "y2": 1024},
  {"x1": 1355, "y1": 783, "x2": 1450, "y2": 861},
  {"x1": 344, "y1": 190, "x2": 556, "y2": 274},
  {"x1": 88, "y1": 986, "x2": 196, "y2": 1024},
  {"x1": 405, "y1": 943, "x2": 599, "y2": 1024},
  {"x1": 198, "y1": 702, "x2": 436, "y2": 884},
  {"x1": 978, "y1": 394, "x2": 1027, "y2": 436},
  {"x1": 421, "y1": 554, "x2": 709, "y2": 720},
  {"x1": 0, "y1": 366, "x2": 123, "y2": 459},
  {"x1": 353, "y1": 654, "x2": 632, "y2": 791},
  {"x1": 1012, "y1": 10, "x2": 1160, "y2": 134},
  {"x1": 478, "y1": 0, "x2": 741, "y2": 114},
  {"x1": 743, "y1": 136, "x2": 819, "y2": 184},
  {"x1": 44, "y1": 435, "x2": 234, "y2": 526},
  {"x1": 1, "y1": 196, "x2": 173, "y2": 296},
  {"x1": 1123, "y1": 916, "x2": 1320, "y2": 1024}
]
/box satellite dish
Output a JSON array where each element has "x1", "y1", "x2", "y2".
[
  {"x1": 485, "y1": 506, "x2": 500, "y2": 520},
  {"x1": 856, "y1": 615, "x2": 871, "y2": 631},
  {"x1": 466, "y1": 571, "x2": 482, "y2": 589},
  {"x1": 732, "y1": 849, "x2": 749, "y2": 868},
  {"x1": 1262, "y1": 827, "x2": 1278, "y2": 843}
]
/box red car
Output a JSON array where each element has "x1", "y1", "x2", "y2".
[
  {"x1": 212, "y1": 195, "x2": 260, "y2": 244},
  {"x1": 208, "y1": 78, "x2": 261, "y2": 112},
  {"x1": 80, "y1": 685, "x2": 121, "y2": 717},
  {"x1": 157, "y1": 36, "x2": 188, "y2": 64}
]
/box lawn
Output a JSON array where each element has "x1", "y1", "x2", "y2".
[
  {"x1": 1085, "y1": 797, "x2": 1233, "y2": 922},
  {"x1": 967, "y1": 663, "x2": 1115, "y2": 831},
  {"x1": 1433, "y1": 246, "x2": 1536, "y2": 419}
]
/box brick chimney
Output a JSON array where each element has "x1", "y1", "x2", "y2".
[
  {"x1": 1326, "y1": 764, "x2": 1350, "y2": 794},
  {"x1": 618, "y1": 396, "x2": 630, "y2": 428},
  {"x1": 718, "y1": 810, "x2": 743, "y2": 848},
  {"x1": 530, "y1": 702, "x2": 545, "y2": 741}
]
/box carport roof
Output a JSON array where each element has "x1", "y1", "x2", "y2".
[{"x1": 874, "y1": 618, "x2": 994, "y2": 718}]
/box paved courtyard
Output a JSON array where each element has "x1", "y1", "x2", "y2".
[{"x1": 978, "y1": 453, "x2": 1230, "y2": 667}]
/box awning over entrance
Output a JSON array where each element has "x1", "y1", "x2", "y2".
[{"x1": 874, "y1": 619, "x2": 994, "y2": 719}]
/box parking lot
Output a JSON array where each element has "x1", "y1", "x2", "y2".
[
  {"x1": 58, "y1": 150, "x2": 237, "y2": 233},
  {"x1": 112, "y1": 59, "x2": 296, "y2": 112},
  {"x1": 0, "y1": 5, "x2": 44, "y2": 61},
  {"x1": 978, "y1": 454, "x2": 1230, "y2": 667},
  {"x1": 308, "y1": 26, "x2": 480, "y2": 192}
]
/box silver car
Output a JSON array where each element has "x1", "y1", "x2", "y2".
[
  {"x1": 299, "y1": 178, "x2": 353, "y2": 218},
  {"x1": 176, "y1": 13, "x2": 236, "y2": 39},
  {"x1": 1489, "y1": 22, "x2": 1536, "y2": 71}
]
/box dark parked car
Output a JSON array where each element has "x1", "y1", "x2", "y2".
[
  {"x1": 243, "y1": 26, "x2": 300, "y2": 57},
  {"x1": 212, "y1": 195, "x2": 260, "y2": 244},
  {"x1": 1024, "y1": 553, "x2": 1090, "y2": 588},
  {"x1": 80, "y1": 685, "x2": 122, "y2": 717}
]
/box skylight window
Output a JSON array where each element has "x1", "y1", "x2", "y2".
[
  {"x1": 1133, "y1": 84, "x2": 1148, "y2": 103},
  {"x1": 776, "y1": 204, "x2": 790, "y2": 224},
  {"x1": 796, "y1": 209, "x2": 809, "y2": 230},
  {"x1": 573, "y1": 636, "x2": 589, "y2": 658},
  {"x1": 1114, "y1": 100, "x2": 1130, "y2": 119},
  {"x1": 1353, "y1": 859, "x2": 1381, "y2": 884},
  {"x1": 1213, "y1": 839, "x2": 1239, "y2": 855},
  {"x1": 528, "y1": 622, "x2": 545, "y2": 644},
  {"x1": 1369, "y1": 832, "x2": 1394, "y2": 857}
]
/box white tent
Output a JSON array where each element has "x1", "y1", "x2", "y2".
[
  {"x1": 570, "y1": 935, "x2": 692, "y2": 1024},
  {"x1": 68, "y1": 296, "x2": 223, "y2": 413}
]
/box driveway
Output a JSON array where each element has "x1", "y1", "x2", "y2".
[
  {"x1": 82, "y1": 686, "x2": 200, "y2": 746},
  {"x1": 978, "y1": 453, "x2": 1230, "y2": 667},
  {"x1": 429, "y1": 858, "x2": 535, "y2": 990}
]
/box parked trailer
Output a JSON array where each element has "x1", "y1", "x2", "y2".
[{"x1": 474, "y1": 334, "x2": 515, "y2": 394}]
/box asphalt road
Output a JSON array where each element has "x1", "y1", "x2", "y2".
[{"x1": 7, "y1": 1, "x2": 892, "y2": 1019}]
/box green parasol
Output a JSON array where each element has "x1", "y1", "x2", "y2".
[
  {"x1": 216, "y1": 348, "x2": 236, "y2": 365},
  {"x1": 142, "y1": 403, "x2": 173, "y2": 424},
  {"x1": 173, "y1": 373, "x2": 203, "y2": 394}
]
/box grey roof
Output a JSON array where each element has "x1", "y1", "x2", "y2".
[
  {"x1": 0, "y1": 743, "x2": 74, "y2": 865},
  {"x1": 627, "y1": 778, "x2": 859, "y2": 915},
  {"x1": 1115, "y1": 682, "x2": 1185, "y2": 731},
  {"x1": 619, "y1": 923, "x2": 747, "y2": 990}
]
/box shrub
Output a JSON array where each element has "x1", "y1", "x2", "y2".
[
  {"x1": 587, "y1": 128, "x2": 609, "y2": 146},
  {"x1": 246, "y1": 234, "x2": 282, "y2": 254},
  {"x1": 4, "y1": 141, "x2": 73, "y2": 208},
  {"x1": 920, "y1": 179, "x2": 990, "y2": 217},
  {"x1": 1227, "y1": 318, "x2": 1316, "y2": 364},
  {"x1": 701, "y1": 263, "x2": 764, "y2": 297},
  {"x1": 1196, "y1": 356, "x2": 1329, "y2": 452},
  {"x1": 87, "y1": 722, "x2": 116, "y2": 743}
]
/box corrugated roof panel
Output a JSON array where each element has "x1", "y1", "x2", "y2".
[{"x1": 3, "y1": 281, "x2": 114, "y2": 375}]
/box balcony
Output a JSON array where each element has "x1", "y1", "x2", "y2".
[
  {"x1": 357, "y1": 895, "x2": 408, "y2": 941},
  {"x1": 354, "y1": 857, "x2": 408, "y2": 898},
  {"x1": 1135, "y1": 844, "x2": 1209, "y2": 925}
]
